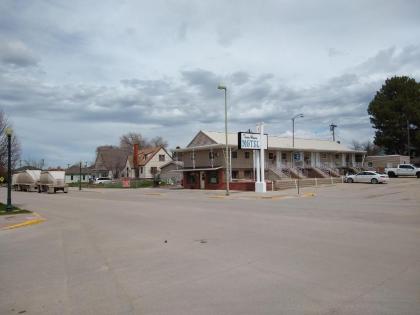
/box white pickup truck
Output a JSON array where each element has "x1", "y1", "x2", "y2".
[{"x1": 384, "y1": 164, "x2": 420, "y2": 178}]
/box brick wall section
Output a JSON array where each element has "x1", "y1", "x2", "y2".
[{"x1": 183, "y1": 170, "x2": 273, "y2": 191}]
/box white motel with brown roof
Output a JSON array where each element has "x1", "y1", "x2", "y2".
[{"x1": 174, "y1": 130, "x2": 366, "y2": 190}]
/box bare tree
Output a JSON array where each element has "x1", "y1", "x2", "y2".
[
  {"x1": 351, "y1": 140, "x2": 364, "y2": 151},
  {"x1": 22, "y1": 158, "x2": 45, "y2": 169},
  {"x1": 0, "y1": 111, "x2": 21, "y2": 172},
  {"x1": 351, "y1": 140, "x2": 382, "y2": 156},
  {"x1": 149, "y1": 136, "x2": 168, "y2": 148},
  {"x1": 119, "y1": 132, "x2": 168, "y2": 152},
  {"x1": 119, "y1": 132, "x2": 147, "y2": 153}
]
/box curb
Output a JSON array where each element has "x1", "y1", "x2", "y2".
[
  {"x1": 302, "y1": 192, "x2": 316, "y2": 197},
  {"x1": 2, "y1": 212, "x2": 46, "y2": 230}
]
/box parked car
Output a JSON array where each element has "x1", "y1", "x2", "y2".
[
  {"x1": 384, "y1": 164, "x2": 420, "y2": 178},
  {"x1": 94, "y1": 177, "x2": 112, "y2": 184},
  {"x1": 345, "y1": 171, "x2": 389, "y2": 184}
]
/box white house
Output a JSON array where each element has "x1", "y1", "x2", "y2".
[
  {"x1": 122, "y1": 146, "x2": 173, "y2": 179},
  {"x1": 65, "y1": 164, "x2": 94, "y2": 183}
]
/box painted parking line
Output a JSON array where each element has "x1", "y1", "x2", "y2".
[
  {"x1": 302, "y1": 192, "x2": 316, "y2": 197},
  {"x1": 209, "y1": 195, "x2": 226, "y2": 199},
  {"x1": 2, "y1": 212, "x2": 46, "y2": 230}
]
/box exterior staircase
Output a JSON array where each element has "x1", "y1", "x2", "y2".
[
  {"x1": 289, "y1": 167, "x2": 307, "y2": 179},
  {"x1": 267, "y1": 165, "x2": 286, "y2": 180},
  {"x1": 310, "y1": 167, "x2": 329, "y2": 178},
  {"x1": 319, "y1": 165, "x2": 340, "y2": 177}
]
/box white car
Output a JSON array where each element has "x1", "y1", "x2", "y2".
[
  {"x1": 94, "y1": 177, "x2": 112, "y2": 184},
  {"x1": 345, "y1": 171, "x2": 389, "y2": 184}
]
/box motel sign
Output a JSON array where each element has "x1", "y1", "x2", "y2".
[{"x1": 238, "y1": 132, "x2": 268, "y2": 150}]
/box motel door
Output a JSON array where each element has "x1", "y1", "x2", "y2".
[{"x1": 200, "y1": 171, "x2": 205, "y2": 189}]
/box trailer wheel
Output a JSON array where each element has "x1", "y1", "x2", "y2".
[{"x1": 416, "y1": 172, "x2": 420, "y2": 178}]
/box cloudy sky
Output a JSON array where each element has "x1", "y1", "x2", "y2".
[{"x1": 1, "y1": 0, "x2": 419, "y2": 166}]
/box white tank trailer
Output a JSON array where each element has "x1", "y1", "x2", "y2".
[
  {"x1": 12, "y1": 170, "x2": 41, "y2": 192},
  {"x1": 38, "y1": 171, "x2": 69, "y2": 193}
]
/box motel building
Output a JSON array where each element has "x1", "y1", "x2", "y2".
[{"x1": 174, "y1": 130, "x2": 366, "y2": 190}]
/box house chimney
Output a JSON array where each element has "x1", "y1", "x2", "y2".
[{"x1": 133, "y1": 142, "x2": 139, "y2": 178}]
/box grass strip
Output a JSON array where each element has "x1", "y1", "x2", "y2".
[{"x1": 0, "y1": 203, "x2": 32, "y2": 216}]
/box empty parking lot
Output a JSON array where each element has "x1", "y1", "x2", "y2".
[{"x1": 1, "y1": 178, "x2": 419, "y2": 315}]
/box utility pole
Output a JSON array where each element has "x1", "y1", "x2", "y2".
[
  {"x1": 217, "y1": 84, "x2": 229, "y2": 196},
  {"x1": 79, "y1": 161, "x2": 82, "y2": 191},
  {"x1": 6, "y1": 128, "x2": 13, "y2": 211},
  {"x1": 330, "y1": 123, "x2": 337, "y2": 142}
]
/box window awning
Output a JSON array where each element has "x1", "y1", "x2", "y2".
[{"x1": 169, "y1": 166, "x2": 222, "y2": 172}]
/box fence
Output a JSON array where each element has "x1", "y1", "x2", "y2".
[{"x1": 273, "y1": 177, "x2": 344, "y2": 190}]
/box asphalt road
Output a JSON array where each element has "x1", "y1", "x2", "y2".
[{"x1": 1, "y1": 179, "x2": 419, "y2": 315}]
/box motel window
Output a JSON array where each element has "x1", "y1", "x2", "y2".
[
  {"x1": 71, "y1": 175, "x2": 73, "y2": 180},
  {"x1": 321, "y1": 153, "x2": 327, "y2": 159},
  {"x1": 268, "y1": 153, "x2": 274, "y2": 160},
  {"x1": 245, "y1": 152, "x2": 250, "y2": 159},
  {"x1": 281, "y1": 153, "x2": 287, "y2": 160},
  {"x1": 159, "y1": 154, "x2": 165, "y2": 161},
  {"x1": 244, "y1": 170, "x2": 252, "y2": 179},
  {"x1": 335, "y1": 154, "x2": 340, "y2": 159},
  {"x1": 151, "y1": 167, "x2": 158, "y2": 174},
  {"x1": 209, "y1": 151, "x2": 214, "y2": 159},
  {"x1": 232, "y1": 170, "x2": 238, "y2": 179},
  {"x1": 232, "y1": 151, "x2": 237, "y2": 159},
  {"x1": 208, "y1": 171, "x2": 219, "y2": 184}
]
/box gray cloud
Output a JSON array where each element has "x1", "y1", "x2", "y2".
[
  {"x1": 357, "y1": 45, "x2": 420, "y2": 75},
  {"x1": 0, "y1": 40, "x2": 38, "y2": 67},
  {"x1": 0, "y1": 0, "x2": 419, "y2": 166}
]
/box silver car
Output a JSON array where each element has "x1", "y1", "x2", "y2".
[
  {"x1": 345, "y1": 171, "x2": 389, "y2": 184},
  {"x1": 94, "y1": 177, "x2": 112, "y2": 184}
]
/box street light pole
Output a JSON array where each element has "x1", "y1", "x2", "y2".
[
  {"x1": 218, "y1": 85, "x2": 229, "y2": 196},
  {"x1": 5, "y1": 128, "x2": 13, "y2": 212},
  {"x1": 291, "y1": 113, "x2": 304, "y2": 167},
  {"x1": 291, "y1": 114, "x2": 303, "y2": 195}
]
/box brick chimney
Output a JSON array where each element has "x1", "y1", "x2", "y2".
[{"x1": 133, "y1": 142, "x2": 139, "y2": 178}]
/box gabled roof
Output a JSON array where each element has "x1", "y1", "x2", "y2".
[
  {"x1": 160, "y1": 160, "x2": 184, "y2": 169},
  {"x1": 180, "y1": 130, "x2": 365, "y2": 153},
  {"x1": 65, "y1": 164, "x2": 94, "y2": 175},
  {"x1": 128, "y1": 146, "x2": 173, "y2": 168},
  {"x1": 95, "y1": 147, "x2": 129, "y2": 171}
]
